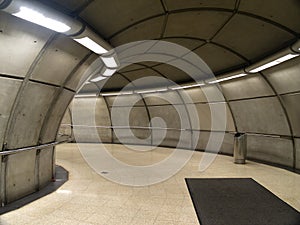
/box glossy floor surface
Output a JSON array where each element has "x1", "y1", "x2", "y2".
[{"x1": 0, "y1": 143, "x2": 299, "y2": 225}]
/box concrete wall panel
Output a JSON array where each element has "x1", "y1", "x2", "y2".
[
  {"x1": 6, "y1": 82, "x2": 57, "y2": 149},
  {"x1": 40, "y1": 89, "x2": 74, "y2": 143},
  {"x1": 65, "y1": 54, "x2": 98, "y2": 91},
  {"x1": 153, "y1": 130, "x2": 191, "y2": 149},
  {"x1": 148, "y1": 105, "x2": 189, "y2": 129},
  {"x1": 30, "y1": 35, "x2": 89, "y2": 86},
  {"x1": 264, "y1": 57, "x2": 300, "y2": 94},
  {"x1": 187, "y1": 103, "x2": 235, "y2": 132},
  {"x1": 0, "y1": 12, "x2": 52, "y2": 77},
  {"x1": 247, "y1": 135, "x2": 293, "y2": 167},
  {"x1": 6, "y1": 150, "x2": 36, "y2": 203},
  {"x1": 193, "y1": 131, "x2": 234, "y2": 154},
  {"x1": 295, "y1": 138, "x2": 300, "y2": 170},
  {"x1": 143, "y1": 92, "x2": 183, "y2": 105},
  {"x1": 221, "y1": 74, "x2": 274, "y2": 100},
  {"x1": 229, "y1": 97, "x2": 290, "y2": 136},
  {"x1": 106, "y1": 95, "x2": 145, "y2": 107},
  {"x1": 281, "y1": 93, "x2": 300, "y2": 137},
  {"x1": 0, "y1": 77, "x2": 21, "y2": 149},
  {"x1": 39, "y1": 147, "x2": 54, "y2": 188}
]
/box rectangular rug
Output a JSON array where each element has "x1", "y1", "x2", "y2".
[{"x1": 185, "y1": 178, "x2": 300, "y2": 225}]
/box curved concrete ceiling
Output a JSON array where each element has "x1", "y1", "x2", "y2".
[{"x1": 39, "y1": 0, "x2": 300, "y2": 92}]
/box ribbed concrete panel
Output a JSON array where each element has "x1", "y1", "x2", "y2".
[
  {"x1": 80, "y1": 0, "x2": 164, "y2": 39},
  {"x1": 164, "y1": 0, "x2": 236, "y2": 11},
  {"x1": 110, "y1": 16, "x2": 164, "y2": 46},
  {"x1": 295, "y1": 138, "x2": 300, "y2": 170},
  {"x1": 143, "y1": 91, "x2": 182, "y2": 105},
  {"x1": 239, "y1": 0, "x2": 300, "y2": 32},
  {"x1": 213, "y1": 14, "x2": 294, "y2": 59},
  {"x1": 194, "y1": 44, "x2": 246, "y2": 73},
  {"x1": 152, "y1": 64, "x2": 194, "y2": 84},
  {"x1": 221, "y1": 74, "x2": 274, "y2": 100},
  {"x1": 247, "y1": 135, "x2": 293, "y2": 167},
  {"x1": 78, "y1": 83, "x2": 99, "y2": 94},
  {"x1": 179, "y1": 87, "x2": 207, "y2": 104},
  {"x1": 162, "y1": 38, "x2": 205, "y2": 51},
  {"x1": 281, "y1": 93, "x2": 300, "y2": 136},
  {"x1": 0, "y1": 77, "x2": 21, "y2": 150},
  {"x1": 111, "y1": 107, "x2": 149, "y2": 127},
  {"x1": 96, "y1": 128, "x2": 111, "y2": 143},
  {"x1": 263, "y1": 57, "x2": 300, "y2": 94},
  {"x1": 6, "y1": 150, "x2": 36, "y2": 203},
  {"x1": 106, "y1": 95, "x2": 145, "y2": 107},
  {"x1": 30, "y1": 35, "x2": 89, "y2": 86},
  {"x1": 123, "y1": 68, "x2": 170, "y2": 89},
  {"x1": 187, "y1": 103, "x2": 235, "y2": 132},
  {"x1": 230, "y1": 97, "x2": 291, "y2": 136},
  {"x1": 100, "y1": 74, "x2": 134, "y2": 92},
  {"x1": 96, "y1": 97, "x2": 111, "y2": 127},
  {"x1": 6, "y1": 82, "x2": 57, "y2": 149},
  {"x1": 39, "y1": 147, "x2": 53, "y2": 188},
  {"x1": 148, "y1": 105, "x2": 190, "y2": 129},
  {"x1": 72, "y1": 127, "x2": 100, "y2": 143},
  {"x1": 192, "y1": 131, "x2": 234, "y2": 154},
  {"x1": 66, "y1": 54, "x2": 98, "y2": 91},
  {"x1": 153, "y1": 130, "x2": 191, "y2": 149},
  {"x1": 120, "y1": 64, "x2": 146, "y2": 73},
  {"x1": 111, "y1": 106, "x2": 150, "y2": 144},
  {"x1": 58, "y1": 108, "x2": 72, "y2": 138},
  {"x1": 0, "y1": 12, "x2": 52, "y2": 77},
  {"x1": 165, "y1": 11, "x2": 232, "y2": 40},
  {"x1": 40, "y1": 89, "x2": 74, "y2": 143}
]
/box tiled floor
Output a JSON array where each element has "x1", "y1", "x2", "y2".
[{"x1": 0, "y1": 143, "x2": 299, "y2": 225}]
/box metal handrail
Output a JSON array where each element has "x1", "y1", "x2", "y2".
[
  {"x1": 60, "y1": 124, "x2": 291, "y2": 139},
  {"x1": 60, "y1": 124, "x2": 189, "y2": 131},
  {"x1": 0, "y1": 138, "x2": 70, "y2": 156}
]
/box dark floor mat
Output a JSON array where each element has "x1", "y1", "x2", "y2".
[
  {"x1": 0, "y1": 165, "x2": 68, "y2": 215},
  {"x1": 186, "y1": 178, "x2": 300, "y2": 225}
]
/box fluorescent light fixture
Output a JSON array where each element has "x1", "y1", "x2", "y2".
[
  {"x1": 136, "y1": 88, "x2": 168, "y2": 94},
  {"x1": 103, "y1": 68, "x2": 117, "y2": 76},
  {"x1": 208, "y1": 73, "x2": 247, "y2": 84},
  {"x1": 90, "y1": 76, "x2": 107, "y2": 82},
  {"x1": 13, "y1": 7, "x2": 70, "y2": 32},
  {"x1": 155, "y1": 88, "x2": 168, "y2": 92},
  {"x1": 101, "y1": 56, "x2": 118, "y2": 68},
  {"x1": 136, "y1": 90, "x2": 155, "y2": 94},
  {"x1": 249, "y1": 54, "x2": 299, "y2": 73},
  {"x1": 75, "y1": 93, "x2": 97, "y2": 98},
  {"x1": 171, "y1": 83, "x2": 205, "y2": 90},
  {"x1": 101, "y1": 93, "x2": 120, "y2": 97},
  {"x1": 74, "y1": 37, "x2": 108, "y2": 54}
]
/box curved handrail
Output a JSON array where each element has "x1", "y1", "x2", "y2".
[{"x1": 0, "y1": 138, "x2": 71, "y2": 156}]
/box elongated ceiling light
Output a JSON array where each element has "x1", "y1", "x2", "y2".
[
  {"x1": 74, "y1": 37, "x2": 108, "y2": 54},
  {"x1": 249, "y1": 54, "x2": 299, "y2": 73},
  {"x1": 208, "y1": 73, "x2": 247, "y2": 84},
  {"x1": 75, "y1": 93, "x2": 97, "y2": 98},
  {"x1": 13, "y1": 6, "x2": 70, "y2": 32},
  {"x1": 171, "y1": 83, "x2": 205, "y2": 90}
]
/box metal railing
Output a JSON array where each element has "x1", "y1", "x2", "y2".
[{"x1": 0, "y1": 137, "x2": 71, "y2": 156}]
